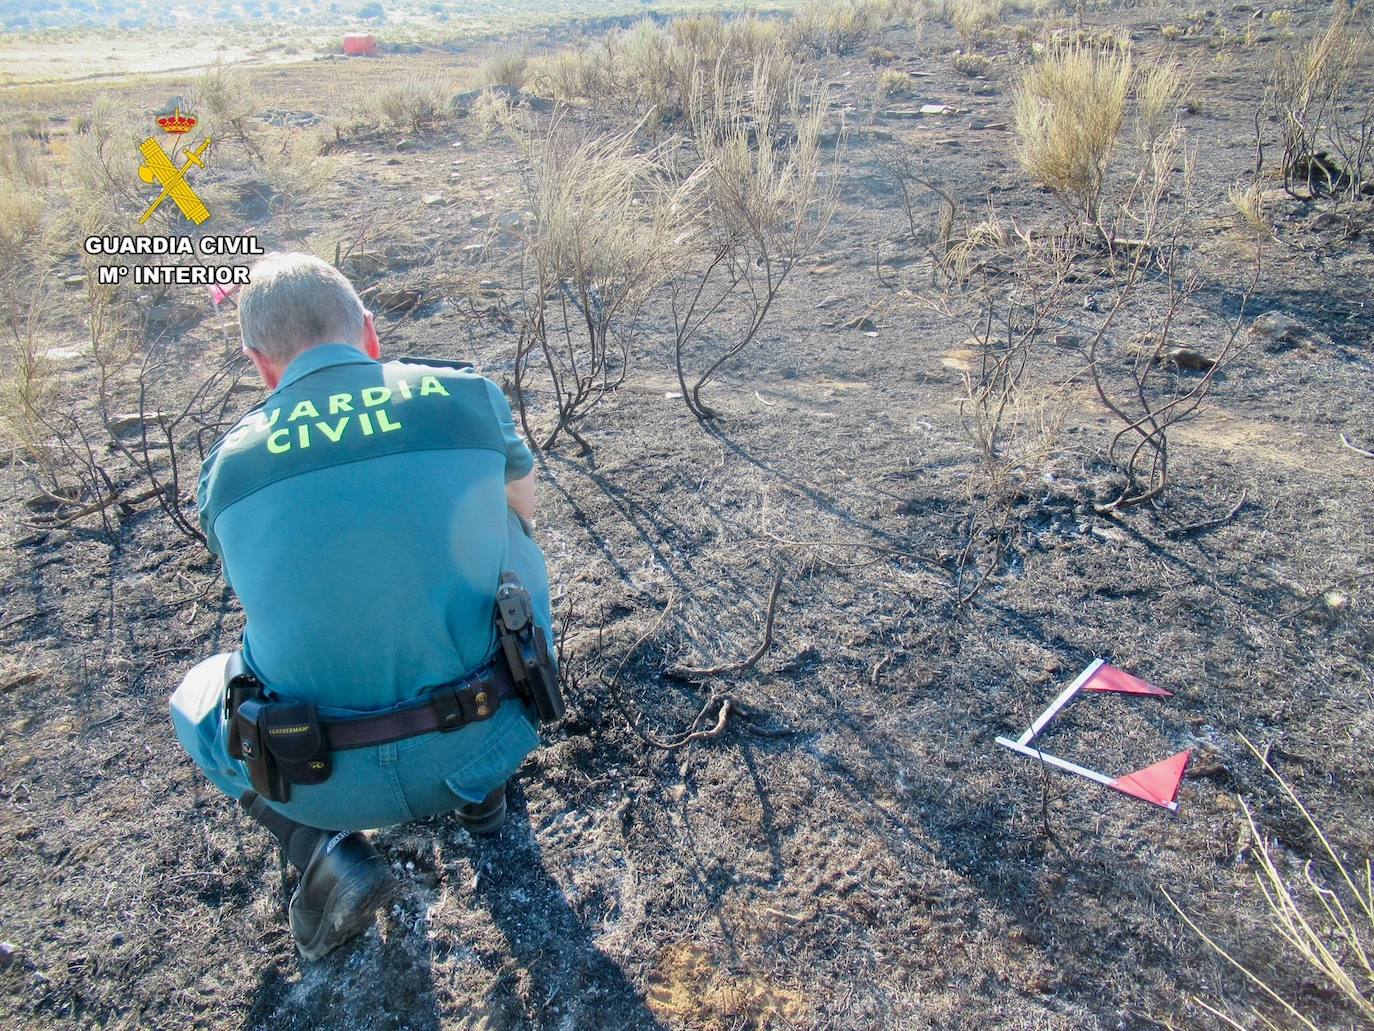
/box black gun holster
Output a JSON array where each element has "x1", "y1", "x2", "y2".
[
  {"x1": 494, "y1": 572, "x2": 565, "y2": 725},
  {"x1": 224, "y1": 654, "x2": 330, "y2": 804}
]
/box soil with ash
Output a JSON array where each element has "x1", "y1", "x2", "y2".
[{"x1": 1, "y1": 4, "x2": 1372, "y2": 1029}]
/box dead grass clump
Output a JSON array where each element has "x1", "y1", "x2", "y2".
[
  {"x1": 65, "y1": 100, "x2": 157, "y2": 241},
  {"x1": 785, "y1": 0, "x2": 875, "y2": 56},
  {"x1": 1228, "y1": 179, "x2": 1274, "y2": 240},
  {"x1": 258, "y1": 133, "x2": 338, "y2": 221},
  {"x1": 1166, "y1": 737, "x2": 1374, "y2": 1029},
  {"x1": 528, "y1": 45, "x2": 612, "y2": 102},
  {"x1": 674, "y1": 79, "x2": 842, "y2": 419},
  {"x1": 0, "y1": 129, "x2": 47, "y2": 189},
  {"x1": 951, "y1": 0, "x2": 1009, "y2": 40},
  {"x1": 1014, "y1": 39, "x2": 1133, "y2": 225},
  {"x1": 0, "y1": 180, "x2": 43, "y2": 262},
  {"x1": 952, "y1": 52, "x2": 993, "y2": 77},
  {"x1": 618, "y1": 21, "x2": 678, "y2": 121},
  {"x1": 470, "y1": 88, "x2": 518, "y2": 137},
  {"x1": 476, "y1": 46, "x2": 529, "y2": 90},
  {"x1": 1262, "y1": 5, "x2": 1373, "y2": 201},
  {"x1": 191, "y1": 60, "x2": 263, "y2": 159},
  {"x1": 512, "y1": 121, "x2": 690, "y2": 452},
  {"x1": 875, "y1": 68, "x2": 916, "y2": 102},
  {"x1": 0, "y1": 288, "x2": 56, "y2": 464},
  {"x1": 371, "y1": 74, "x2": 448, "y2": 133},
  {"x1": 1135, "y1": 55, "x2": 1185, "y2": 150}
]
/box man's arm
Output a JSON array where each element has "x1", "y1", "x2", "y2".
[{"x1": 506, "y1": 469, "x2": 536, "y2": 526}]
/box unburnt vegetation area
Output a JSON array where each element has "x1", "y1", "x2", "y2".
[{"x1": 1, "y1": 1, "x2": 1372, "y2": 1028}]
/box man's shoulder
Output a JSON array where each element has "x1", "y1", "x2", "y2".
[{"x1": 390, "y1": 355, "x2": 476, "y2": 373}]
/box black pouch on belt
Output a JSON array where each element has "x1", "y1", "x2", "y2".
[
  {"x1": 259, "y1": 701, "x2": 332, "y2": 788},
  {"x1": 233, "y1": 696, "x2": 291, "y2": 803}
]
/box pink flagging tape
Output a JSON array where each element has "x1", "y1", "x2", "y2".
[
  {"x1": 1083, "y1": 663, "x2": 1171, "y2": 697},
  {"x1": 1110, "y1": 750, "x2": 1191, "y2": 808}
]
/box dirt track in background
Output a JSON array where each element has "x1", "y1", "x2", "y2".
[{"x1": 1, "y1": 3, "x2": 1372, "y2": 1029}]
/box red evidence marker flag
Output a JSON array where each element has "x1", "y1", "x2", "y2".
[
  {"x1": 1110, "y1": 750, "x2": 1191, "y2": 808},
  {"x1": 1083, "y1": 663, "x2": 1171, "y2": 698}
]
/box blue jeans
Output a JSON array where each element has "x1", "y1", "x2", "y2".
[{"x1": 169, "y1": 652, "x2": 540, "y2": 831}]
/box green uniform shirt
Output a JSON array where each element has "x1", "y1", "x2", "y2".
[{"x1": 195, "y1": 343, "x2": 549, "y2": 828}]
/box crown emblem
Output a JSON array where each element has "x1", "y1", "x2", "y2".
[{"x1": 156, "y1": 107, "x2": 197, "y2": 134}]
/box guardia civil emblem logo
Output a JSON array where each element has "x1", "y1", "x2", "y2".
[{"x1": 138, "y1": 99, "x2": 212, "y2": 226}]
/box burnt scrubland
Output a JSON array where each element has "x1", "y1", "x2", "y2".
[{"x1": 1, "y1": 1, "x2": 1372, "y2": 1028}]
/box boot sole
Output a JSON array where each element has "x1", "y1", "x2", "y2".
[{"x1": 290, "y1": 857, "x2": 397, "y2": 962}]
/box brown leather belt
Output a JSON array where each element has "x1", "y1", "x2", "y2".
[{"x1": 322, "y1": 660, "x2": 524, "y2": 750}]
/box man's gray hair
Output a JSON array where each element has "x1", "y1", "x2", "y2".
[{"x1": 239, "y1": 252, "x2": 365, "y2": 364}]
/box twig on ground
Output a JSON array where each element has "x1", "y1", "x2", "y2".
[
  {"x1": 759, "y1": 529, "x2": 944, "y2": 570},
  {"x1": 601, "y1": 593, "x2": 742, "y2": 751},
  {"x1": 0, "y1": 607, "x2": 54, "y2": 633},
  {"x1": 20, "y1": 484, "x2": 171, "y2": 530},
  {"x1": 673, "y1": 571, "x2": 783, "y2": 678},
  {"x1": 1340, "y1": 433, "x2": 1374, "y2": 459},
  {"x1": 1165, "y1": 490, "x2": 1248, "y2": 537},
  {"x1": 1277, "y1": 570, "x2": 1374, "y2": 624},
  {"x1": 656, "y1": 696, "x2": 735, "y2": 751}
]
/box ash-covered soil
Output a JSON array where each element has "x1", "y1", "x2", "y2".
[{"x1": 1, "y1": 3, "x2": 1372, "y2": 1029}]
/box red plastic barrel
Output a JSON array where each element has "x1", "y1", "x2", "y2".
[{"x1": 342, "y1": 34, "x2": 377, "y2": 56}]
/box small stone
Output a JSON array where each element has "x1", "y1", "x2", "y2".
[
  {"x1": 422, "y1": 194, "x2": 448, "y2": 207},
  {"x1": 920, "y1": 103, "x2": 954, "y2": 116},
  {"x1": 1166, "y1": 346, "x2": 1217, "y2": 371},
  {"x1": 1249, "y1": 310, "x2": 1309, "y2": 351},
  {"x1": 0, "y1": 943, "x2": 17, "y2": 969},
  {"x1": 60, "y1": 274, "x2": 85, "y2": 287}
]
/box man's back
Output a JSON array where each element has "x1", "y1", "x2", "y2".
[{"x1": 199, "y1": 343, "x2": 550, "y2": 710}]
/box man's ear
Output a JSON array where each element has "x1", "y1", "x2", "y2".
[
  {"x1": 244, "y1": 347, "x2": 283, "y2": 390},
  {"x1": 362, "y1": 312, "x2": 381, "y2": 360}
]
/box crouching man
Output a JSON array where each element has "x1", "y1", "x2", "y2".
[{"x1": 170, "y1": 253, "x2": 560, "y2": 960}]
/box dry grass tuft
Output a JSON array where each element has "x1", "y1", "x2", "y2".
[
  {"x1": 951, "y1": 0, "x2": 1010, "y2": 40},
  {"x1": 786, "y1": 0, "x2": 876, "y2": 55},
  {"x1": 953, "y1": 52, "x2": 994, "y2": 77},
  {"x1": 875, "y1": 68, "x2": 917, "y2": 102},
  {"x1": 1135, "y1": 55, "x2": 1185, "y2": 150},
  {"x1": 513, "y1": 119, "x2": 693, "y2": 450},
  {"x1": 1264, "y1": 5, "x2": 1373, "y2": 200},
  {"x1": 476, "y1": 46, "x2": 529, "y2": 90},
  {"x1": 1166, "y1": 737, "x2": 1374, "y2": 1030},
  {"x1": 191, "y1": 60, "x2": 263, "y2": 158},
  {"x1": 371, "y1": 74, "x2": 448, "y2": 133},
  {"x1": 1014, "y1": 39, "x2": 1133, "y2": 225},
  {"x1": 1228, "y1": 179, "x2": 1273, "y2": 239}
]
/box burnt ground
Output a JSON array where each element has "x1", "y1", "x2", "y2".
[{"x1": 1, "y1": 3, "x2": 1373, "y2": 1029}]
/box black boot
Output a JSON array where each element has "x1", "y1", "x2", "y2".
[
  {"x1": 456, "y1": 783, "x2": 507, "y2": 836},
  {"x1": 240, "y1": 792, "x2": 397, "y2": 961}
]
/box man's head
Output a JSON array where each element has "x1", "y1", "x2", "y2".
[{"x1": 238, "y1": 252, "x2": 380, "y2": 388}]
